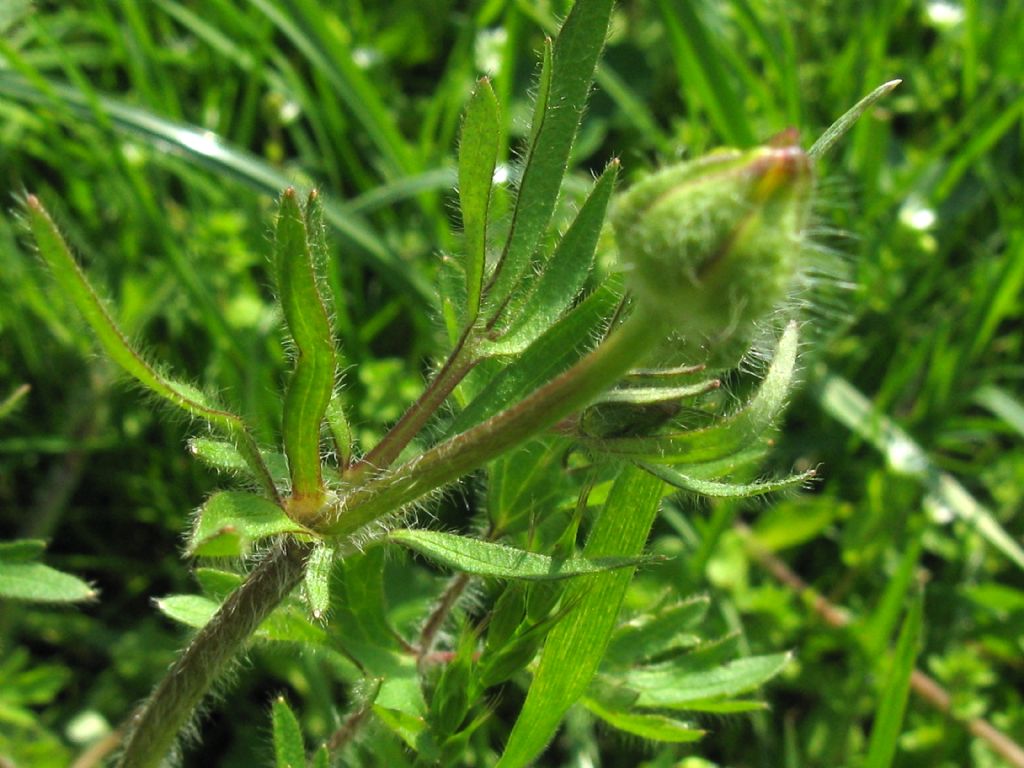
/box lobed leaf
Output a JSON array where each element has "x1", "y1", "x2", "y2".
[
  {"x1": 387, "y1": 529, "x2": 648, "y2": 581},
  {"x1": 458, "y1": 78, "x2": 500, "y2": 323},
  {"x1": 189, "y1": 491, "x2": 303, "y2": 558},
  {"x1": 449, "y1": 276, "x2": 621, "y2": 435}
]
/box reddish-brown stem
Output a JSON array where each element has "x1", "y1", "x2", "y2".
[
  {"x1": 346, "y1": 326, "x2": 479, "y2": 481},
  {"x1": 737, "y1": 524, "x2": 1024, "y2": 768}
]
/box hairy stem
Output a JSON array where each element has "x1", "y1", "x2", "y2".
[
  {"x1": 347, "y1": 326, "x2": 479, "y2": 480},
  {"x1": 117, "y1": 538, "x2": 312, "y2": 768},
  {"x1": 323, "y1": 307, "x2": 665, "y2": 537}
]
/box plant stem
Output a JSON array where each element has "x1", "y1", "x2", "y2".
[
  {"x1": 323, "y1": 306, "x2": 665, "y2": 537},
  {"x1": 346, "y1": 326, "x2": 479, "y2": 480},
  {"x1": 116, "y1": 538, "x2": 312, "y2": 768}
]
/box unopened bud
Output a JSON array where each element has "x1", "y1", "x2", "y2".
[{"x1": 613, "y1": 137, "x2": 812, "y2": 368}]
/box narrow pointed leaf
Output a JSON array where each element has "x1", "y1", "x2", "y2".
[
  {"x1": 24, "y1": 196, "x2": 278, "y2": 500},
  {"x1": 458, "y1": 78, "x2": 500, "y2": 322},
  {"x1": 326, "y1": 392, "x2": 353, "y2": 468},
  {"x1": 641, "y1": 462, "x2": 815, "y2": 498},
  {"x1": 582, "y1": 698, "x2": 705, "y2": 743},
  {"x1": 0, "y1": 539, "x2": 47, "y2": 563},
  {"x1": 593, "y1": 380, "x2": 719, "y2": 405},
  {"x1": 272, "y1": 697, "x2": 306, "y2": 768},
  {"x1": 0, "y1": 561, "x2": 95, "y2": 603},
  {"x1": 627, "y1": 652, "x2": 792, "y2": 708},
  {"x1": 592, "y1": 322, "x2": 798, "y2": 462},
  {"x1": 489, "y1": 160, "x2": 619, "y2": 353},
  {"x1": 450, "y1": 277, "x2": 621, "y2": 435},
  {"x1": 864, "y1": 594, "x2": 923, "y2": 768},
  {"x1": 498, "y1": 466, "x2": 664, "y2": 768},
  {"x1": 187, "y1": 438, "x2": 290, "y2": 486},
  {"x1": 275, "y1": 189, "x2": 337, "y2": 506},
  {"x1": 0, "y1": 383, "x2": 30, "y2": 420},
  {"x1": 809, "y1": 80, "x2": 902, "y2": 159},
  {"x1": 387, "y1": 529, "x2": 648, "y2": 581},
  {"x1": 487, "y1": 0, "x2": 614, "y2": 306},
  {"x1": 189, "y1": 491, "x2": 302, "y2": 557},
  {"x1": 603, "y1": 596, "x2": 711, "y2": 668}
]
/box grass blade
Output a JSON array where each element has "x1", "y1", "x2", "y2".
[
  {"x1": 497, "y1": 465, "x2": 664, "y2": 768},
  {"x1": 815, "y1": 368, "x2": 1024, "y2": 571},
  {"x1": 864, "y1": 593, "x2": 923, "y2": 768}
]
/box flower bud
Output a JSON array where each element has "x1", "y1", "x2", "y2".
[{"x1": 612, "y1": 138, "x2": 812, "y2": 368}]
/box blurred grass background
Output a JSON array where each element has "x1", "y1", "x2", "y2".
[{"x1": 1, "y1": 0, "x2": 1022, "y2": 766}]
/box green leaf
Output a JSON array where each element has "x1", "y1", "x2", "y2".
[
  {"x1": 304, "y1": 543, "x2": 334, "y2": 620},
  {"x1": 24, "y1": 196, "x2": 278, "y2": 500},
  {"x1": 592, "y1": 321, "x2": 798, "y2": 462},
  {"x1": 815, "y1": 368, "x2": 1024, "y2": 571},
  {"x1": 809, "y1": 80, "x2": 902, "y2": 159},
  {"x1": 0, "y1": 539, "x2": 46, "y2": 563},
  {"x1": 155, "y1": 594, "x2": 327, "y2": 645},
  {"x1": 497, "y1": 466, "x2": 664, "y2": 768},
  {"x1": 489, "y1": 159, "x2": 619, "y2": 353},
  {"x1": 864, "y1": 594, "x2": 923, "y2": 768},
  {"x1": 387, "y1": 529, "x2": 647, "y2": 581},
  {"x1": 187, "y1": 438, "x2": 290, "y2": 486},
  {"x1": 0, "y1": 561, "x2": 95, "y2": 603},
  {"x1": 325, "y1": 393, "x2": 354, "y2": 469},
  {"x1": 272, "y1": 696, "x2": 306, "y2": 768},
  {"x1": 194, "y1": 568, "x2": 243, "y2": 601},
  {"x1": 310, "y1": 745, "x2": 329, "y2": 768},
  {"x1": 626, "y1": 652, "x2": 792, "y2": 709},
  {"x1": 0, "y1": 70, "x2": 430, "y2": 302},
  {"x1": 641, "y1": 462, "x2": 815, "y2": 499},
  {"x1": 458, "y1": 77, "x2": 500, "y2": 323},
  {"x1": 275, "y1": 189, "x2": 337, "y2": 504},
  {"x1": 487, "y1": 0, "x2": 614, "y2": 307},
  {"x1": 603, "y1": 596, "x2": 710, "y2": 668},
  {"x1": 189, "y1": 492, "x2": 301, "y2": 557},
  {"x1": 0, "y1": 383, "x2": 30, "y2": 421},
  {"x1": 582, "y1": 698, "x2": 705, "y2": 743},
  {"x1": 450, "y1": 276, "x2": 621, "y2": 435},
  {"x1": 654, "y1": 0, "x2": 755, "y2": 146},
  {"x1": 154, "y1": 594, "x2": 218, "y2": 628}
]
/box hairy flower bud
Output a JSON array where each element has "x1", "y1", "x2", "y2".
[{"x1": 613, "y1": 137, "x2": 813, "y2": 368}]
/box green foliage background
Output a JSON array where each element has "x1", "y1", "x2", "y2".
[{"x1": 1, "y1": 0, "x2": 1022, "y2": 766}]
